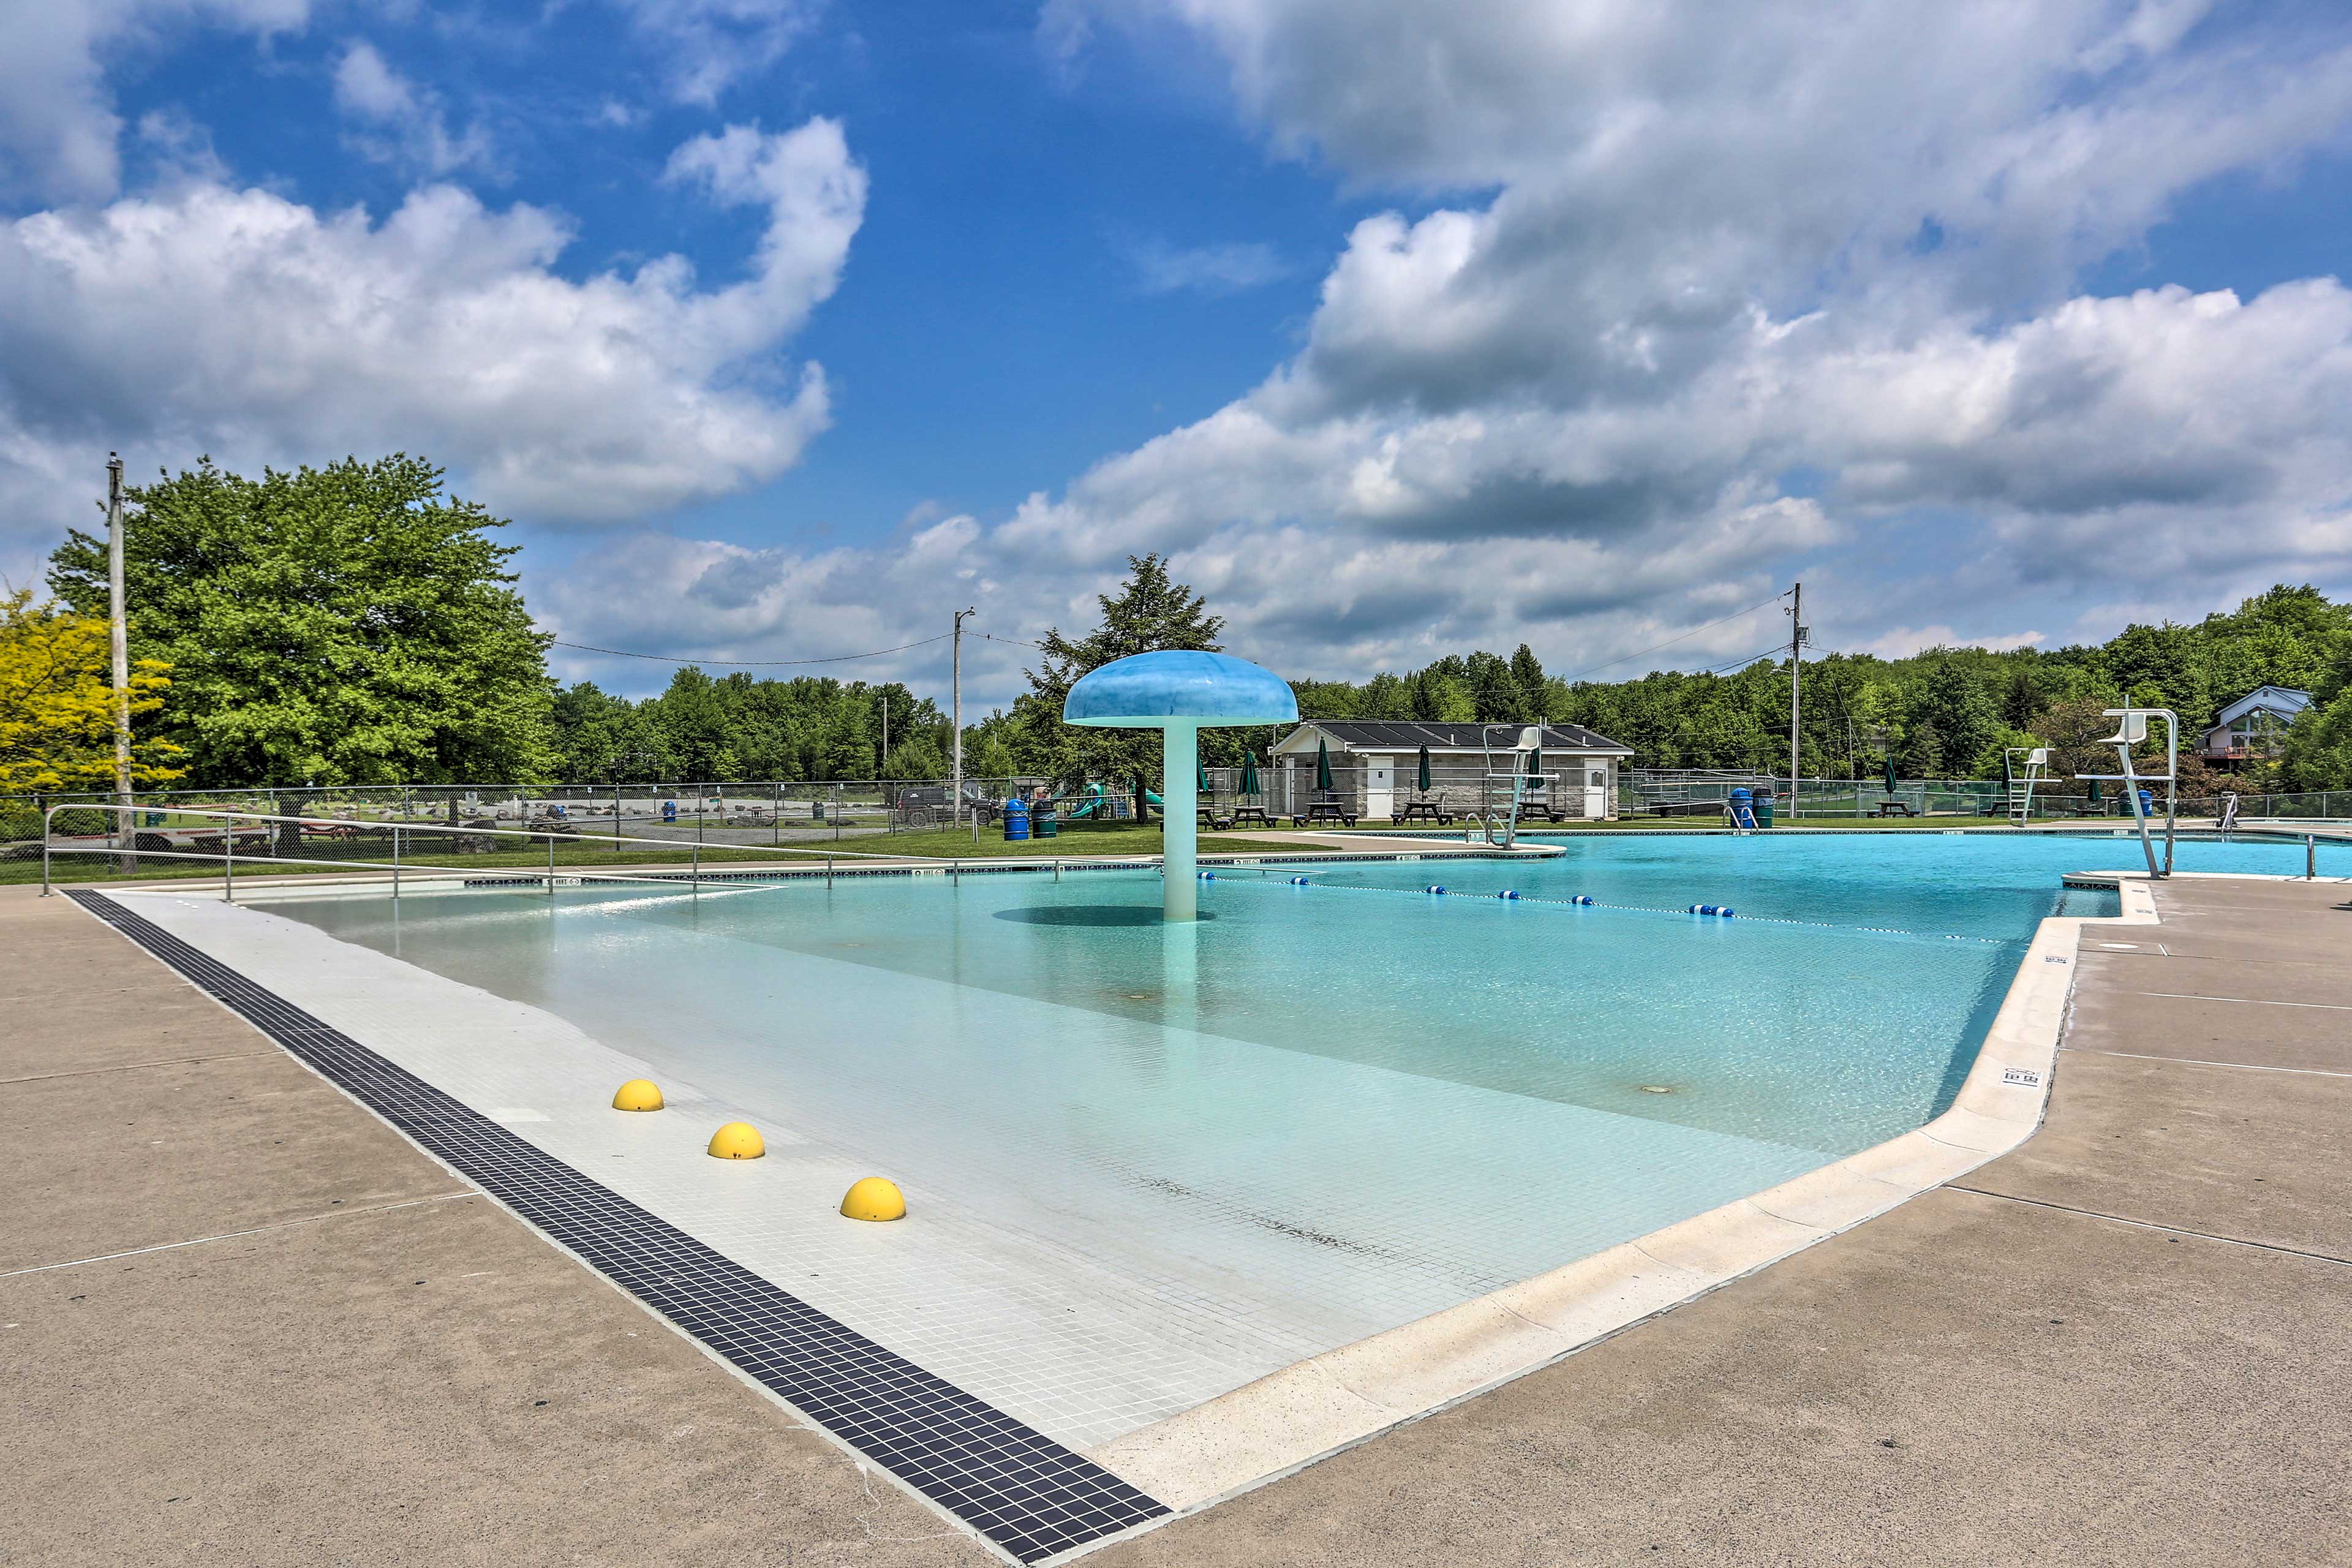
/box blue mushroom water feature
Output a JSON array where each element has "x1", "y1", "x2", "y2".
[{"x1": 1063, "y1": 650, "x2": 1298, "y2": 921}]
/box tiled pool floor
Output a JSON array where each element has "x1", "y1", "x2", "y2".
[{"x1": 112, "y1": 887, "x2": 1834, "y2": 1459}]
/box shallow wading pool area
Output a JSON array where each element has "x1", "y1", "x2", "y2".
[{"x1": 85, "y1": 829, "x2": 2352, "y2": 1558}]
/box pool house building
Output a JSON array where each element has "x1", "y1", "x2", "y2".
[{"x1": 1267, "y1": 721, "x2": 1633, "y2": 822}]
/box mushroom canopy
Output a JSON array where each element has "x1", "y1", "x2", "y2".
[{"x1": 1063, "y1": 650, "x2": 1298, "y2": 729}]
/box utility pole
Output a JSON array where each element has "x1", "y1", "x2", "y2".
[
  {"x1": 879, "y1": 692, "x2": 888, "y2": 775},
  {"x1": 1787, "y1": 581, "x2": 1804, "y2": 812},
  {"x1": 107, "y1": 453, "x2": 136, "y2": 871},
  {"x1": 951, "y1": 608, "x2": 974, "y2": 824}
]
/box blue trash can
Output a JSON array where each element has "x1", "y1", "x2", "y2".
[
  {"x1": 1727, "y1": 787, "x2": 1754, "y2": 829},
  {"x1": 1003, "y1": 798, "x2": 1030, "y2": 841},
  {"x1": 662, "y1": 799, "x2": 677, "y2": 823}
]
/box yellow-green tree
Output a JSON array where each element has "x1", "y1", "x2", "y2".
[{"x1": 0, "y1": 587, "x2": 184, "y2": 793}]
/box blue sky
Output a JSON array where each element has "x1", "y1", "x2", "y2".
[{"x1": 5, "y1": 1, "x2": 2352, "y2": 709}]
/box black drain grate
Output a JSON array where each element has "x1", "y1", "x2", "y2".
[{"x1": 66, "y1": 890, "x2": 1167, "y2": 1562}]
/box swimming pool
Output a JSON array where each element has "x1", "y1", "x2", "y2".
[{"x1": 203, "y1": 831, "x2": 2331, "y2": 1447}]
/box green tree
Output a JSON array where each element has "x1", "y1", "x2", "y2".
[
  {"x1": 2280, "y1": 691, "x2": 2352, "y2": 790},
  {"x1": 552, "y1": 681, "x2": 639, "y2": 782},
  {"x1": 1907, "y1": 654, "x2": 2000, "y2": 775},
  {"x1": 1466, "y1": 650, "x2": 1523, "y2": 720},
  {"x1": 2028, "y1": 693, "x2": 2125, "y2": 783},
  {"x1": 0, "y1": 587, "x2": 184, "y2": 793},
  {"x1": 1509, "y1": 644, "x2": 1548, "y2": 718},
  {"x1": 1006, "y1": 554, "x2": 1226, "y2": 786},
  {"x1": 48, "y1": 455, "x2": 553, "y2": 789}
]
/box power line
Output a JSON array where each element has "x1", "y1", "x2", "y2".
[
  {"x1": 1697, "y1": 641, "x2": 1792, "y2": 676},
  {"x1": 1558, "y1": 590, "x2": 1792, "y2": 684},
  {"x1": 547, "y1": 631, "x2": 952, "y2": 666}
]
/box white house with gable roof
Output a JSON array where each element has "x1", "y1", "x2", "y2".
[{"x1": 2198, "y1": 686, "x2": 2311, "y2": 763}]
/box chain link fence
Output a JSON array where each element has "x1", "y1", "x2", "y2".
[
  {"x1": 1623, "y1": 770, "x2": 2352, "y2": 823},
  {"x1": 12, "y1": 772, "x2": 2350, "y2": 885}
]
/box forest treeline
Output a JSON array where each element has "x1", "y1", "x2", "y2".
[
  {"x1": 1265, "y1": 584, "x2": 2352, "y2": 792},
  {"x1": 23, "y1": 453, "x2": 2352, "y2": 793}
]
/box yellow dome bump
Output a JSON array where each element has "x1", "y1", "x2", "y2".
[
  {"x1": 839, "y1": 1177, "x2": 906, "y2": 1223},
  {"x1": 707, "y1": 1121, "x2": 766, "y2": 1159},
  {"x1": 611, "y1": 1079, "x2": 664, "y2": 1112}
]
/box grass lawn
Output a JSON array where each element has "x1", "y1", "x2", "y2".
[
  {"x1": 822, "y1": 823, "x2": 1277, "y2": 861},
  {"x1": 6, "y1": 821, "x2": 1303, "y2": 886}
]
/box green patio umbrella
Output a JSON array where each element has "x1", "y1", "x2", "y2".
[
  {"x1": 1133, "y1": 772, "x2": 1149, "y2": 820},
  {"x1": 2088, "y1": 777, "x2": 2102, "y2": 804},
  {"x1": 1526, "y1": 737, "x2": 1545, "y2": 782},
  {"x1": 1241, "y1": 750, "x2": 1262, "y2": 797},
  {"x1": 1314, "y1": 736, "x2": 1335, "y2": 792},
  {"x1": 1883, "y1": 755, "x2": 1898, "y2": 795},
  {"x1": 1197, "y1": 755, "x2": 1211, "y2": 792},
  {"x1": 1415, "y1": 744, "x2": 1431, "y2": 793}
]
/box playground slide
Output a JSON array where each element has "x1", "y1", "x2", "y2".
[
  {"x1": 1058, "y1": 784, "x2": 1163, "y2": 818},
  {"x1": 1062, "y1": 785, "x2": 1112, "y2": 818}
]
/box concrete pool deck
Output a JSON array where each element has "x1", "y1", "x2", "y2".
[{"x1": 7, "y1": 872, "x2": 2350, "y2": 1564}]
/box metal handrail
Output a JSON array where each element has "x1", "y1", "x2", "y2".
[{"x1": 42, "y1": 803, "x2": 924, "y2": 899}]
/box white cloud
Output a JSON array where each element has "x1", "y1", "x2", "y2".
[
  {"x1": 0, "y1": 119, "x2": 867, "y2": 576},
  {"x1": 1856, "y1": 627, "x2": 2048, "y2": 661},
  {"x1": 539, "y1": 2, "x2": 2352, "y2": 702},
  {"x1": 332, "y1": 40, "x2": 499, "y2": 179},
  {"x1": 0, "y1": 0, "x2": 312, "y2": 202},
  {"x1": 611, "y1": 0, "x2": 826, "y2": 107},
  {"x1": 1126, "y1": 237, "x2": 1292, "y2": 295},
  {"x1": 958, "y1": 0, "x2": 2352, "y2": 679}
]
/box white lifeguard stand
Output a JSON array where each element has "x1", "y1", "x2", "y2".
[
  {"x1": 2004, "y1": 746, "x2": 2051, "y2": 826},
  {"x1": 2075, "y1": 709, "x2": 2179, "y2": 877},
  {"x1": 1471, "y1": 724, "x2": 1546, "y2": 846}
]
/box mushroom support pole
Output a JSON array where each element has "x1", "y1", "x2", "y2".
[{"x1": 1163, "y1": 724, "x2": 1199, "y2": 921}]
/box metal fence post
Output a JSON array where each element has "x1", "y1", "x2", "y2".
[
  {"x1": 548, "y1": 830, "x2": 556, "y2": 896},
  {"x1": 393, "y1": 821, "x2": 401, "y2": 901},
  {"x1": 692, "y1": 841, "x2": 700, "y2": 900},
  {"x1": 225, "y1": 813, "x2": 235, "y2": 903},
  {"x1": 773, "y1": 780, "x2": 781, "y2": 846},
  {"x1": 2309, "y1": 835, "x2": 2317, "y2": 880},
  {"x1": 41, "y1": 804, "x2": 52, "y2": 896}
]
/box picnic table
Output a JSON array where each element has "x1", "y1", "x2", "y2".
[
  {"x1": 1196, "y1": 805, "x2": 1236, "y2": 831},
  {"x1": 1291, "y1": 802, "x2": 1359, "y2": 828},
  {"x1": 1390, "y1": 801, "x2": 1455, "y2": 825},
  {"x1": 186, "y1": 832, "x2": 274, "y2": 854},
  {"x1": 1227, "y1": 805, "x2": 1275, "y2": 827},
  {"x1": 1871, "y1": 800, "x2": 1917, "y2": 818}
]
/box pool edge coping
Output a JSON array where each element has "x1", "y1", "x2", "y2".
[{"x1": 1074, "y1": 872, "x2": 2163, "y2": 1526}]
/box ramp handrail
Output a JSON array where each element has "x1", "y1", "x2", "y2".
[{"x1": 42, "y1": 802, "x2": 967, "y2": 900}]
